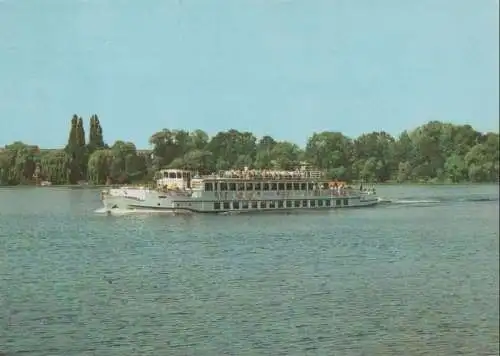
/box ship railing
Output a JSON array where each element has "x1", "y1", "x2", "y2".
[
  {"x1": 110, "y1": 183, "x2": 145, "y2": 189},
  {"x1": 207, "y1": 169, "x2": 326, "y2": 180},
  {"x1": 308, "y1": 171, "x2": 323, "y2": 179}
]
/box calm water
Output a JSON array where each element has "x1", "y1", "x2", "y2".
[{"x1": 0, "y1": 185, "x2": 498, "y2": 356}]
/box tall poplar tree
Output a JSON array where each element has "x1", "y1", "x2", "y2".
[
  {"x1": 65, "y1": 115, "x2": 88, "y2": 183},
  {"x1": 88, "y1": 114, "x2": 105, "y2": 154}
]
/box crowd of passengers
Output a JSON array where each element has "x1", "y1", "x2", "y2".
[{"x1": 214, "y1": 169, "x2": 324, "y2": 179}]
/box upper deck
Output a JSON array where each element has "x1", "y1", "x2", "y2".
[
  {"x1": 200, "y1": 168, "x2": 326, "y2": 181},
  {"x1": 153, "y1": 167, "x2": 345, "y2": 194}
]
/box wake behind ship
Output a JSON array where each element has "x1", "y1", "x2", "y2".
[{"x1": 100, "y1": 165, "x2": 378, "y2": 214}]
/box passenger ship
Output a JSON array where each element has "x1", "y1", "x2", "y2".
[{"x1": 100, "y1": 166, "x2": 378, "y2": 214}]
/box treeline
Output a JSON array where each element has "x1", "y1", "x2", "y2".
[{"x1": 0, "y1": 114, "x2": 498, "y2": 186}]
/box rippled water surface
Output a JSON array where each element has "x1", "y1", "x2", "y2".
[{"x1": 0, "y1": 184, "x2": 498, "y2": 355}]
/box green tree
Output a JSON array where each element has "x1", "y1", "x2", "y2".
[
  {"x1": 205, "y1": 130, "x2": 257, "y2": 170},
  {"x1": 0, "y1": 142, "x2": 39, "y2": 185},
  {"x1": 65, "y1": 115, "x2": 88, "y2": 183},
  {"x1": 87, "y1": 149, "x2": 113, "y2": 185},
  {"x1": 39, "y1": 150, "x2": 71, "y2": 184},
  {"x1": 269, "y1": 141, "x2": 302, "y2": 170},
  {"x1": 101, "y1": 141, "x2": 148, "y2": 184},
  {"x1": 88, "y1": 114, "x2": 105, "y2": 154},
  {"x1": 353, "y1": 131, "x2": 395, "y2": 182},
  {"x1": 254, "y1": 135, "x2": 277, "y2": 169},
  {"x1": 169, "y1": 149, "x2": 214, "y2": 174},
  {"x1": 2, "y1": 116, "x2": 499, "y2": 186},
  {"x1": 464, "y1": 138, "x2": 499, "y2": 182},
  {"x1": 305, "y1": 131, "x2": 353, "y2": 180}
]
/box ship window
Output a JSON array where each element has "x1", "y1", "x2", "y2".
[
  {"x1": 251, "y1": 201, "x2": 258, "y2": 209},
  {"x1": 237, "y1": 183, "x2": 245, "y2": 191},
  {"x1": 177, "y1": 172, "x2": 182, "y2": 179},
  {"x1": 343, "y1": 199, "x2": 349, "y2": 206},
  {"x1": 220, "y1": 182, "x2": 228, "y2": 191},
  {"x1": 263, "y1": 183, "x2": 270, "y2": 191},
  {"x1": 260, "y1": 201, "x2": 266, "y2": 209},
  {"x1": 254, "y1": 183, "x2": 261, "y2": 190},
  {"x1": 242, "y1": 201, "x2": 249, "y2": 209},
  {"x1": 286, "y1": 200, "x2": 292, "y2": 208},
  {"x1": 325, "y1": 199, "x2": 331, "y2": 207},
  {"x1": 169, "y1": 172, "x2": 176, "y2": 178},
  {"x1": 293, "y1": 183, "x2": 300, "y2": 190},
  {"x1": 214, "y1": 182, "x2": 218, "y2": 191},
  {"x1": 278, "y1": 201, "x2": 284, "y2": 208},
  {"x1": 310, "y1": 200, "x2": 316, "y2": 207},
  {"x1": 214, "y1": 202, "x2": 221, "y2": 210},
  {"x1": 246, "y1": 183, "x2": 253, "y2": 191},
  {"x1": 336, "y1": 199, "x2": 341, "y2": 206},
  {"x1": 205, "y1": 182, "x2": 213, "y2": 191},
  {"x1": 233, "y1": 201, "x2": 240, "y2": 209},
  {"x1": 223, "y1": 201, "x2": 230, "y2": 209},
  {"x1": 318, "y1": 199, "x2": 323, "y2": 207},
  {"x1": 278, "y1": 183, "x2": 285, "y2": 191},
  {"x1": 229, "y1": 183, "x2": 236, "y2": 191},
  {"x1": 302, "y1": 200, "x2": 308, "y2": 207},
  {"x1": 308, "y1": 183, "x2": 314, "y2": 190},
  {"x1": 269, "y1": 201, "x2": 276, "y2": 208},
  {"x1": 294, "y1": 200, "x2": 300, "y2": 207},
  {"x1": 300, "y1": 183, "x2": 307, "y2": 190},
  {"x1": 271, "y1": 183, "x2": 278, "y2": 191},
  {"x1": 286, "y1": 183, "x2": 292, "y2": 190}
]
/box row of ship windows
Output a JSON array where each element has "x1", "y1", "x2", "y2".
[
  {"x1": 205, "y1": 182, "x2": 333, "y2": 192},
  {"x1": 213, "y1": 198, "x2": 349, "y2": 210}
]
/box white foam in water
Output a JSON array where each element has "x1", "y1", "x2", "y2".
[
  {"x1": 376, "y1": 197, "x2": 442, "y2": 205},
  {"x1": 94, "y1": 207, "x2": 175, "y2": 216},
  {"x1": 94, "y1": 207, "x2": 134, "y2": 216},
  {"x1": 393, "y1": 199, "x2": 440, "y2": 204},
  {"x1": 377, "y1": 197, "x2": 392, "y2": 203}
]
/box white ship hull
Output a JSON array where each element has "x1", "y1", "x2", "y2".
[
  {"x1": 100, "y1": 167, "x2": 380, "y2": 215},
  {"x1": 101, "y1": 188, "x2": 379, "y2": 214}
]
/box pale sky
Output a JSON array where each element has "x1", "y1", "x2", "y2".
[{"x1": 0, "y1": 0, "x2": 498, "y2": 148}]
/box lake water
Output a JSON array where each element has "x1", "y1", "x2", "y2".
[{"x1": 0, "y1": 184, "x2": 498, "y2": 355}]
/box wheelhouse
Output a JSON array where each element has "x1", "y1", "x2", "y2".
[{"x1": 155, "y1": 169, "x2": 192, "y2": 190}]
